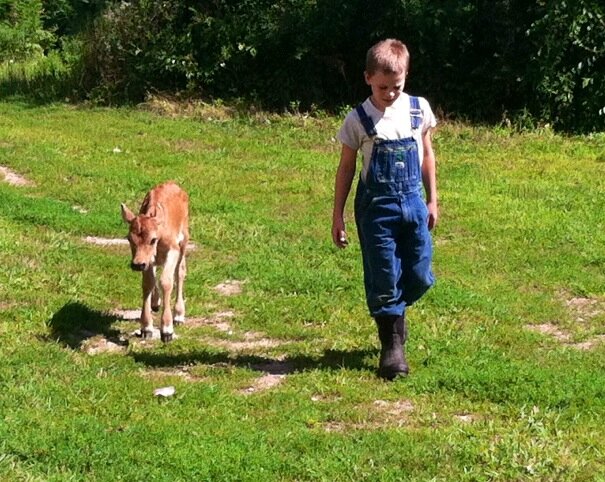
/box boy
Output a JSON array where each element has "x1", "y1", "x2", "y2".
[{"x1": 332, "y1": 39, "x2": 438, "y2": 380}]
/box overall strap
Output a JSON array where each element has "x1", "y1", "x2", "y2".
[
  {"x1": 355, "y1": 104, "x2": 377, "y2": 137},
  {"x1": 409, "y1": 96, "x2": 422, "y2": 130}
]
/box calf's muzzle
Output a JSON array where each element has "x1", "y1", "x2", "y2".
[{"x1": 130, "y1": 262, "x2": 147, "y2": 271}]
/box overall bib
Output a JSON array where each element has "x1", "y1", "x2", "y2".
[{"x1": 354, "y1": 96, "x2": 435, "y2": 317}]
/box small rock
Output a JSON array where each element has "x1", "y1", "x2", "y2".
[{"x1": 153, "y1": 386, "x2": 176, "y2": 398}]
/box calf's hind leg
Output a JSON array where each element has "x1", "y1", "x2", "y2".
[{"x1": 159, "y1": 250, "x2": 179, "y2": 342}]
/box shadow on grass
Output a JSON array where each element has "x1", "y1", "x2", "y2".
[
  {"x1": 46, "y1": 301, "x2": 126, "y2": 350},
  {"x1": 46, "y1": 301, "x2": 376, "y2": 374},
  {"x1": 131, "y1": 347, "x2": 376, "y2": 376}
]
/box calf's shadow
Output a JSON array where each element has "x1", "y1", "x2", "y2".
[
  {"x1": 46, "y1": 301, "x2": 126, "y2": 350},
  {"x1": 46, "y1": 301, "x2": 376, "y2": 376}
]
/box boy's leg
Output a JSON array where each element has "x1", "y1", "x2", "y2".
[
  {"x1": 357, "y1": 194, "x2": 410, "y2": 379},
  {"x1": 358, "y1": 198, "x2": 406, "y2": 316},
  {"x1": 370, "y1": 194, "x2": 433, "y2": 380},
  {"x1": 398, "y1": 195, "x2": 435, "y2": 306}
]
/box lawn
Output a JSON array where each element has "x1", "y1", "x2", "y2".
[{"x1": 1, "y1": 98, "x2": 605, "y2": 481}]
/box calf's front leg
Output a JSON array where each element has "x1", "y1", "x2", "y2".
[
  {"x1": 151, "y1": 279, "x2": 161, "y2": 312},
  {"x1": 140, "y1": 267, "x2": 156, "y2": 338}
]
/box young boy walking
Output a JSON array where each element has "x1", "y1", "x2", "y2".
[{"x1": 332, "y1": 38, "x2": 438, "y2": 380}]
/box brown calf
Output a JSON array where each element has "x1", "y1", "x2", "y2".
[{"x1": 121, "y1": 181, "x2": 189, "y2": 342}]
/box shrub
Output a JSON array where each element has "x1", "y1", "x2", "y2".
[
  {"x1": 2, "y1": 0, "x2": 604, "y2": 132},
  {"x1": 0, "y1": 0, "x2": 55, "y2": 61},
  {"x1": 526, "y1": 0, "x2": 605, "y2": 132},
  {"x1": 80, "y1": 0, "x2": 195, "y2": 103}
]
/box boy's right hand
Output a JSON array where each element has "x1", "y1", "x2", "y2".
[{"x1": 332, "y1": 220, "x2": 349, "y2": 249}]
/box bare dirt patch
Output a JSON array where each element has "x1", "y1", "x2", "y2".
[
  {"x1": 524, "y1": 322, "x2": 605, "y2": 350},
  {"x1": 525, "y1": 323, "x2": 571, "y2": 342},
  {"x1": 186, "y1": 311, "x2": 236, "y2": 332},
  {"x1": 188, "y1": 310, "x2": 287, "y2": 352},
  {"x1": 81, "y1": 334, "x2": 128, "y2": 355},
  {"x1": 202, "y1": 333, "x2": 285, "y2": 352},
  {"x1": 0, "y1": 165, "x2": 33, "y2": 187},
  {"x1": 84, "y1": 236, "x2": 129, "y2": 247},
  {"x1": 454, "y1": 413, "x2": 480, "y2": 424},
  {"x1": 565, "y1": 296, "x2": 605, "y2": 322},
  {"x1": 239, "y1": 374, "x2": 286, "y2": 395},
  {"x1": 237, "y1": 358, "x2": 296, "y2": 395},
  {"x1": 109, "y1": 309, "x2": 141, "y2": 321},
  {"x1": 214, "y1": 280, "x2": 245, "y2": 296},
  {"x1": 524, "y1": 294, "x2": 605, "y2": 350},
  {"x1": 569, "y1": 335, "x2": 605, "y2": 351},
  {"x1": 373, "y1": 399, "x2": 415, "y2": 416}
]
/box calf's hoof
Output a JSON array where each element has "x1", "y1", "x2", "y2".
[
  {"x1": 161, "y1": 332, "x2": 173, "y2": 343},
  {"x1": 140, "y1": 329, "x2": 155, "y2": 340},
  {"x1": 174, "y1": 315, "x2": 185, "y2": 325},
  {"x1": 151, "y1": 305, "x2": 160, "y2": 313}
]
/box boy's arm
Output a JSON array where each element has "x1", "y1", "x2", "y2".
[
  {"x1": 332, "y1": 143, "x2": 357, "y2": 248},
  {"x1": 421, "y1": 128, "x2": 438, "y2": 230}
]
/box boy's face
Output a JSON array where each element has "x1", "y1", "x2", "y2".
[{"x1": 365, "y1": 70, "x2": 406, "y2": 111}]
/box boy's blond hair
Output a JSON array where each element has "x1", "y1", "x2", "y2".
[{"x1": 365, "y1": 39, "x2": 409, "y2": 76}]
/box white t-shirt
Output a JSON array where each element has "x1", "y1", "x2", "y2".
[{"x1": 337, "y1": 93, "x2": 437, "y2": 181}]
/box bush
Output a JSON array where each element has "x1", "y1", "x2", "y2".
[
  {"x1": 527, "y1": 0, "x2": 605, "y2": 132},
  {"x1": 2, "y1": 0, "x2": 604, "y2": 132},
  {"x1": 80, "y1": 0, "x2": 195, "y2": 103},
  {"x1": 0, "y1": 0, "x2": 55, "y2": 61}
]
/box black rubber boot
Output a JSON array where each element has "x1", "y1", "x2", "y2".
[{"x1": 375, "y1": 315, "x2": 409, "y2": 380}]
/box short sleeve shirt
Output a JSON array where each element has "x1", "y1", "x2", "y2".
[{"x1": 337, "y1": 93, "x2": 437, "y2": 181}]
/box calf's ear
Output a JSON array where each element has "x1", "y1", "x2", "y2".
[{"x1": 121, "y1": 203, "x2": 136, "y2": 223}]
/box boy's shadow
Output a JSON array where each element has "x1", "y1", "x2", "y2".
[
  {"x1": 46, "y1": 302, "x2": 376, "y2": 375},
  {"x1": 131, "y1": 347, "x2": 375, "y2": 376}
]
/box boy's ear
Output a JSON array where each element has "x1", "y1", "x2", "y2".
[
  {"x1": 121, "y1": 203, "x2": 135, "y2": 224},
  {"x1": 364, "y1": 71, "x2": 371, "y2": 85}
]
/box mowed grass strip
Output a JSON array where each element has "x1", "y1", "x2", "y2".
[{"x1": 1, "y1": 100, "x2": 605, "y2": 481}]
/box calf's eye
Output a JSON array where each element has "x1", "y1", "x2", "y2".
[{"x1": 150, "y1": 238, "x2": 158, "y2": 245}]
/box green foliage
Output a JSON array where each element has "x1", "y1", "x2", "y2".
[
  {"x1": 0, "y1": 0, "x2": 54, "y2": 60},
  {"x1": 0, "y1": 0, "x2": 604, "y2": 131},
  {"x1": 41, "y1": 0, "x2": 109, "y2": 36},
  {"x1": 402, "y1": 0, "x2": 541, "y2": 122},
  {"x1": 527, "y1": 0, "x2": 605, "y2": 132},
  {"x1": 80, "y1": 0, "x2": 196, "y2": 103}
]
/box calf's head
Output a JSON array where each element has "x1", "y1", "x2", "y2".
[{"x1": 121, "y1": 203, "x2": 165, "y2": 271}]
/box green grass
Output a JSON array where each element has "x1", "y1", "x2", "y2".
[{"x1": 1, "y1": 99, "x2": 605, "y2": 481}]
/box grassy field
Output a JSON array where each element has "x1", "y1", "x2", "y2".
[{"x1": 1, "y1": 98, "x2": 605, "y2": 481}]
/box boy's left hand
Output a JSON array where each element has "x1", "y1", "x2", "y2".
[{"x1": 427, "y1": 201, "x2": 438, "y2": 231}]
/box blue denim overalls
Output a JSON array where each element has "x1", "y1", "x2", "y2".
[{"x1": 354, "y1": 96, "x2": 435, "y2": 317}]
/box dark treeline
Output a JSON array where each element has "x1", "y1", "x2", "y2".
[{"x1": 2, "y1": 0, "x2": 604, "y2": 132}]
